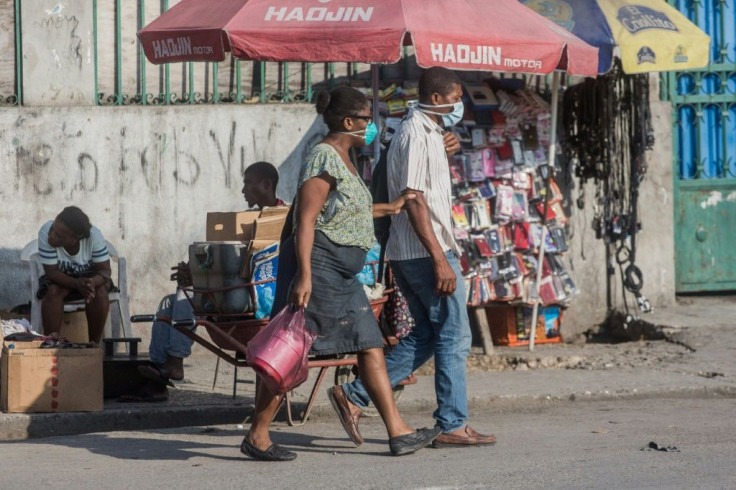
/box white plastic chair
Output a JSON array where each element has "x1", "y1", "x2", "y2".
[{"x1": 20, "y1": 239, "x2": 132, "y2": 338}]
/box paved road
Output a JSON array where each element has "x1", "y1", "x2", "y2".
[{"x1": 2, "y1": 397, "x2": 734, "y2": 489}]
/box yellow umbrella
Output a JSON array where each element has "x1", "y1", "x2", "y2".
[{"x1": 522, "y1": 0, "x2": 711, "y2": 73}]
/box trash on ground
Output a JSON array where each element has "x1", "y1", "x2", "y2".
[{"x1": 641, "y1": 441, "x2": 680, "y2": 452}]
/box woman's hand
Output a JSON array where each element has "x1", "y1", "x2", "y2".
[
  {"x1": 373, "y1": 192, "x2": 417, "y2": 218},
  {"x1": 290, "y1": 273, "x2": 312, "y2": 308},
  {"x1": 388, "y1": 192, "x2": 416, "y2": 215}
]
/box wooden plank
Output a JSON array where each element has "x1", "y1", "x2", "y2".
[{"x1": 473, "y1": 307, "x2": 494, "y2": 356}]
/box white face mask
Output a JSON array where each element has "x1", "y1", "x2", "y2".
[{"x1": 419, "y1": 101, "x2": 465, "y2": 127}]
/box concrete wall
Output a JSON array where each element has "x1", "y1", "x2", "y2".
[
  {"x1": 0, "y1": 1, "x2": 14, "y2": 98},
  {"x1": 0, "y1": 92, "x2": 677, "y2": 341},
  {"x1": 0, "y1": 104, "x2": 327, "y2": 339},
  {"x1": 561, "y1": 75, "x2": 677, "y2": 336},
  {"x1": 21, "y1": 0, "x2": 95, "y2": 105}
]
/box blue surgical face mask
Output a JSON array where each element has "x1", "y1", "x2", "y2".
[
  {"x1": 339, "y1": 121, "x2": 378, "y2": 146},
  {"x1": 419, "y1": 101, "x2": 465, "y2": 127}
]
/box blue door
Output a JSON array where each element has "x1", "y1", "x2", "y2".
[{"x1": 664, "y1": 0, "x2": 736, "y2": 292}]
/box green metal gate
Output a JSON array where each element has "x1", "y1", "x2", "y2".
[{"x1": 663, "y1": 0, "x2": 736, "y2": 292}]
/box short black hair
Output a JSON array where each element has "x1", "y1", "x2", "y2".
[
  {"x1": 419, "y1": 67, "x2": 462, "y2": 101},
  {"x1": 315, "y1": 86, "x2": 369, "y2": 132},
  {"x1": 245, "y1": 161, "x2": 279, "y2": 189},
  {"x1": 57, "y1": 206, "x2": 92, "y2": 239}
]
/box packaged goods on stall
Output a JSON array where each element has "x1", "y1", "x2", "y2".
[
  {"x1": 442, "y1": 82, "x2": 579, "y2": 326},
  {"x1": 486, "y1": 305, "x2": 562, "y2": 347},
  {"x1": 367, "y1": 77, "x2": 577, "y2": 342}
]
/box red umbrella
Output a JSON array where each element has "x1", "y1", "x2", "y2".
[
  {"x1": 139, "y1": 1, "x2": 598, "y2": 352},
  {"x1": 138, "y1": 0, "x2": 598, "y2": 76}
]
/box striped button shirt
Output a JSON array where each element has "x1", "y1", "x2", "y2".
[{"x1": 386, "y1": 107, "x2": 461, "y2": 261}]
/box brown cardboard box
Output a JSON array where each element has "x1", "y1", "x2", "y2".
[
  {"x1": 258, "y1": 206, "x2": 291, "y2": 218},
  {"x1": 254, "y1": 215, "x2": 288, "y2": 241},
  {"x1": 1, "y1": 341, "x2": 103, "y2": 413},
  {"x1": 60, "y1": 311, "x2": 89, "y2": 343},
  {"x1": 206, "y1": 211, "x2": 260, "y2": 241},
  {"x1": 206, "y1": 207, "x2": 290, "y2": 242}
]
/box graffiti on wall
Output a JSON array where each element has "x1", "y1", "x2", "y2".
[{"x1": 9, "y1": 124, "x2": 266, "y2": 196}]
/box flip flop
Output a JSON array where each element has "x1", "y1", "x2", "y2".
[{"x1": 138, "y1": 364, "x2": 176, "y2": 387}]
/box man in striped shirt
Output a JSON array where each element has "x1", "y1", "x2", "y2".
[{"x1": 335, "y1": 67, "x2": 497, "y2": 448}]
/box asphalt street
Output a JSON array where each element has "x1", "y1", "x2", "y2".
[{"x1": 2, "y1": 397, "x2": 734, "y2": 489}]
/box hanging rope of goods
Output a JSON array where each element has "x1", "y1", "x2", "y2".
[{"x1": 562, "y1": 58, "x2": 655, "y2": 315}]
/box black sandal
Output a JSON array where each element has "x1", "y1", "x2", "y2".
[
  {"x1": 138, "y1": 364, "x2": 176, "y2": 387},
  {"x1": 240, "y1": 434, "x2": 297, "y2": 462}
]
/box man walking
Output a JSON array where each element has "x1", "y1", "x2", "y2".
[{"x1": 329, "y1": 67, "x2": 496, "y2": 447}]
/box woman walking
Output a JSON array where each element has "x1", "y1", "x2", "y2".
[{"x1": 240, "y1": 86, "x2": 440, "y2": 461}]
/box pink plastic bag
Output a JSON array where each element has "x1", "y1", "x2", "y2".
[{"x1": 245, "y1": 305, "x2": 317, "y2": 394}]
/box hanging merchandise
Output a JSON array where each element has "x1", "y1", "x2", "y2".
[
  {"x1": 437, "y1": 79, "x2": 581, "y2": 346},
  {"x1": 562, "y1": 58, "x2": 655, "y2": 315}
]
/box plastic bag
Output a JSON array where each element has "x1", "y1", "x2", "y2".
[{"x1": 245, "y1": 305, "x2": 317, "y2": 394}]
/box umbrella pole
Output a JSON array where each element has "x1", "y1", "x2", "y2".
[
  {"x1": 371, "y1": 64, "x2": 381, "y2": 162},
  {"x1": 529, "y1": 71, "x2": 561, "y2": 352}
]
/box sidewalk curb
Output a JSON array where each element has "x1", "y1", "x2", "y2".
[{"x1": 2, "y1": 384, "x2": 734, "y2": 441}]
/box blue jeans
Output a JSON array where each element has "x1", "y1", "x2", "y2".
[
  {"x1": 148, "y1": 289, "x2": 195, "y2": 365},
  {"x1": 342, "y1": 251, "x2": 472, "y2": 433}
]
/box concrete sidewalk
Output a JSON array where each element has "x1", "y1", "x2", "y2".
[{"x1": 2, "y1": 296, "x2": 735, "y2": 440}]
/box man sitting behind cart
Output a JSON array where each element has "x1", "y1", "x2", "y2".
[{"x1": 126, "y1": 162, "x2": 284, "y2": 402}]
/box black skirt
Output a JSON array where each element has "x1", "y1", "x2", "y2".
[{"x1": 271, "y1": 231, "x2": 383, "y2": 356}]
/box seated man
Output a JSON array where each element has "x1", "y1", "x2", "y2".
[
  {"x1": 37, "y1": 206, "x2": 112, "y2": 344},
  {"x1": 133, "y1": 162, "x2": 284, "y2": 401}
]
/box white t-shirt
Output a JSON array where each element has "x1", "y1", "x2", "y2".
[{"x1": 37, "y1": 221, "x2": 110, "y2": 275}]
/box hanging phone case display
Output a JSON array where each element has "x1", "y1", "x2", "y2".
[
  {"x1": 450, "y1": 84, "x2": 579, "y2": 344},
  {"x1": 367, "y1": 78, "x2": 579, "y2": 346}
]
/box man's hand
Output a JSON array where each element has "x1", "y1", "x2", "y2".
[
  {"x1": 433, "y1": 255, "x2": 457, "y2": 296},
  {"x1": 170, "y1": 261, "x2": 192, "y2": 287},
  {"x1": 77, "y1": 278, "x2": 96, "y2": 303},
  {"x1": 443, "y1": 131, "x2": 461, "y2": 158}
]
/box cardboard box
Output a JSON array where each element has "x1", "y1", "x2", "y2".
[
  {"x1": 254, "y1": 215, "x2": 287, "y2": 241},
  {"x1": 206, "y1": 211, "x2": 260, "y2": 242},
  {"x1": 60, "y1": 311, "x2": 89, "y2": 344},
  {"x1": 206, "y1": 206, "x2": 290, "y2": 242},
  {"x1": 1, "y1": 341, "x2": 103, "y2": 413}
]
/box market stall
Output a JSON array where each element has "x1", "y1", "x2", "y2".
[{"x1": 138, "y1": 0, "x2": 601, "y2": 352}]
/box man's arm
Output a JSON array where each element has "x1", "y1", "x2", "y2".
[{"x1": 403, "y1": 192, "x2": 456, "y2": 296}]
